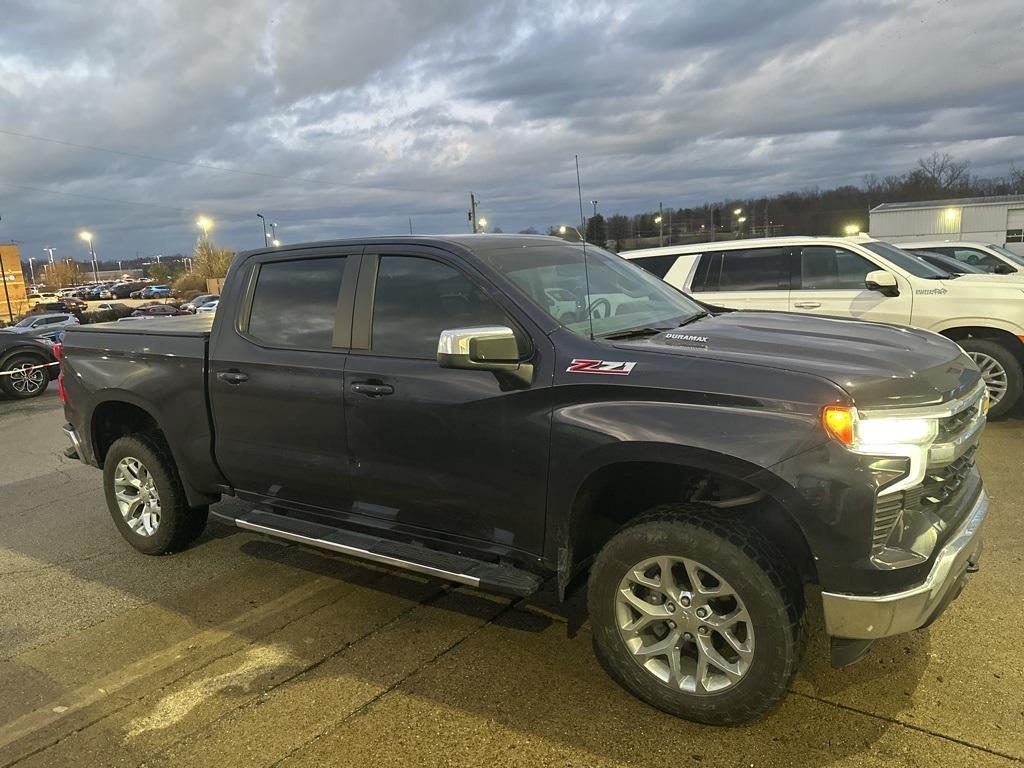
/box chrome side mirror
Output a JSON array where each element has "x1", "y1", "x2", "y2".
[{"x1": 437, "y1": 326, "x2": 533, "y2": 385}]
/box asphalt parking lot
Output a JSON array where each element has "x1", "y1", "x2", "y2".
[{"x1": 1, "y1": 390, "x2": 1021, "y2": 768}]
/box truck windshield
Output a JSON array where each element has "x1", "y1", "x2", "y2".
[
  {"x1": 989, "y1": 244, "x2": 1024, "y2": 268},
  {"x1": 473, "y1": 242, "x2": 705, "y2": 338},
  {"x1": 861, "y1": 241, "x2": 950, "y2": 279}
]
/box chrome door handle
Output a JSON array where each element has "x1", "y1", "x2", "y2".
[
  {"x1": 216, "y1": 370, "x2": 249, "y2": 384},
  {"x1": 793, "y1": 301, "x2": 821, "y2": 309},
  {"x1": 350, "y1": 382, "x2": 394, "y2": 397}
]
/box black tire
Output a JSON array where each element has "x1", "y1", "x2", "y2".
[
  {"x1": 0, "y1": 352, "x2": 51, "y2": 399},
  {"x1": 588, "y1": 504, "x2": 804, "y2": 725},
  {"x1": 103, "y1": 433, "x2": 208, "y2": 555},
  {"x1": 960, "y1": 338, "x2": 1022, "y2": 418}
]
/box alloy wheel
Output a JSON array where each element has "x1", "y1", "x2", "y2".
[
  {"x1": 615, "y1": 555, "x2": 755, "y2": 694},
  {"x1": 8, "y1": 363, "x2": 46, "y2": 395},
  {"x1": 967, "y1": 351, "x2": 1009, "y2": 407},
  {"x1": 113, "y1": 457, "x2": 161, "y2": 536}
]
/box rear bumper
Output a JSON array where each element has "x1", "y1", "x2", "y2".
[{"x1": 821, "y1": 488, "x2": 987, "y2": 640}]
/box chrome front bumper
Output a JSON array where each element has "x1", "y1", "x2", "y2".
[{"x1": 821, "y1": 489, "x2": 988, "y2": 640}]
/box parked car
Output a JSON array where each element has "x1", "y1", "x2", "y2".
[
  {"x1": 1, "y1": 313, "x2": 80, "y2": 339},
  {"x1": 27, "y1": 292, "x2": 59, "y2": 308},
  {"x1": 95, "y1": 302, "x2": 130, "y2": 312},
  {"x1": 112, "y1": 282, "x2": 145, "y2": 299},
  {"x1": 130, "y1": 304, "x2": 189, "y2": 318},
  {"x1": 60, "y1": 297, "x2": 88, "y2": 313},
  {"x1": 60, "y1": 234, "x2": 990, "y2": 725},
  {"x1": 181, "y1": 294, "x2": 219, "y2": 313},
  {"x1": 623, "y1": 235, "x2": 1024, "y2": 416},
  {"x1": 195, "y1": 300, "x2": 218, "y2": 314},
  {"x1": 134, "y1": 285, "x2": 173, "y2": 299},
  {"x1": 895, "y1": 241, "x2": 1024, "y2": 275},
  {"x1": 0, "y1": 335, "x2": 59, "y2": 398}
]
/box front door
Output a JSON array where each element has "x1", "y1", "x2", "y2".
[
  {"x1": 789, "y1": 245, "x2": 913, "y2": 324},
  {"x1": 208, "y1": 248, "x2": 359, "y2": 512},
  {"x1": 343, "y1": 248, "x2": 554, "y2": 554}
]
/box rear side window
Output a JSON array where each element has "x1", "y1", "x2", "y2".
[
  {"x1": 798, "y1": 246, "x2": 876, "y2": 290},
  {"x1": 247, "y1": 256, "x2": 347, "y2": 349},
  {"x1": 629, "y1": 254, "x2": 679, "y2": 279},
  {"x1": 371, "y1": 256, "x2": 512, "y2": 359},
  {"x1": 928, "y1": 246, "x2": 1003, "y2": 271},
  {"x1": 696, "y1": 248, "x2": 788, "y2": 292}
]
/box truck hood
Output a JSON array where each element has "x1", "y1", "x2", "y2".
[{"x1": 617, "y1": 310, "x2": 980, "y2": 408}]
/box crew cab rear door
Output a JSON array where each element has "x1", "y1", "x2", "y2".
[
  {"x1": 208, "y1": 245, "x2": 361, "y2": 512},
  {"x1": 688, "y1": 247, "x2": 792, "y2": 311},
  {"x1": 343, "y1": 246, "x2": 555, "y2": 555}
]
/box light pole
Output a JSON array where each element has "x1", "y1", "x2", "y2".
[
  {"x1": 117, "y1": 260, "x2": 123, "y2": 273},
  {"x1": 477, "y1": 217, "x2": 488, "y2": 233},
  {"x1": 732, "y1": 208, "x2": 744, "y2": 239},
  {"x1": 79, "y1": 231, "x2": 99, "y2": 282},
  {"x1": 271, "y1": 222, "x2": 278, "y2": 241},
  {"x1": 257, "y1": 212, "x2": 268, "y2": 246},
  {"x1": 197, "y1": 216, "x2": 213, "y2": 240},
  {"x1": 271, "y1": 239, "x2": 281, "y2": 247},
  {"x1": 28, "y1": 257, "x2": 36, "y2": 285},
  {"x1": 657, "y1": 202, "x2": 664, "y2": 247},
  {"x1": 591, "y1": 200, "x2": 598, "y2": 218},
  {"x1": 43, "y1": 247, "x2": 56, "y2": 267}
]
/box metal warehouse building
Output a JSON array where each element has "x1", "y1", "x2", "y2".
[{"x1": 869, "y1": 194, "x2": 1024, "y2": 253}]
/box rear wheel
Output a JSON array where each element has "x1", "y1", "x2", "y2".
[
  {"x1": 588, "y1": 504, "x2": 803, "y2": 725},
  {"x1": 103, "y1": 434, "x2": 208, "y2": 554},
  {"x1": 960, "y1": 338, "x2": 1022, "y2": 418},
  {"x1": 0, "y1": 353, "x2": 50, "y2": 399}
]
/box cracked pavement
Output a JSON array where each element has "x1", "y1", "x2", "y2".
[{"x1": 1, "y1": 390, "x2": 1022, "y2": 767}]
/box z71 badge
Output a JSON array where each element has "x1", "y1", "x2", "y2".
[{"x1": 567, "y1": 359, "x2": 637, "y2": 375}]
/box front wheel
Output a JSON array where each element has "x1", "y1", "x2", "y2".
[
  {"x1": 103, "y1": 434, "x2": 208, "y2": 554},
  {"x1": 960, "y1": 338, "x2": 1022, "y2": 418},
  {"x1": 588, "y1": 505, "x2": 804, "y2": 725}
]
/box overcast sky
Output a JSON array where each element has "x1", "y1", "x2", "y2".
[{"x1": 1, "y1": 0, "x2": 1023, "y2": 265}]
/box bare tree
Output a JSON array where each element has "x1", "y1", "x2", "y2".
[
  {"x1": 1010, "y1": 163, "x2": 1024, "y2": 193},
  {"x1": 916, "y1": 152, "x2": 971, "y2": 191}
]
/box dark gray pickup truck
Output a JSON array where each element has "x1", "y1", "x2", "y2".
[{"x1": 59, "y1": 234, "x2": 989, "y2": 724}]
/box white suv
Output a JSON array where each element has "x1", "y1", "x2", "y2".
[
  {"x1": 895, "y1": 241, "x2": 1024, "y2": 277},
  {"x1": 622, "y1": 236, "x2": 1024, "y2": 416}
]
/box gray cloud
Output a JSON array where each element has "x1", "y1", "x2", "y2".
[{"x1": 1, "y1": 0, "x2": 1023, "y2": 264}]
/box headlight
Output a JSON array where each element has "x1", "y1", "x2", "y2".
[
  {"x1": 855, "y1": 415, "x2": 938, "y2": 447},
  {"x1": 822, "y1": 406, "x2": 937, "y2": 449}
]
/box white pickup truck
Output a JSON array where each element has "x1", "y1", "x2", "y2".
[{"x1": 622, "y1": 236, "x2": 1024, "y2": 417}]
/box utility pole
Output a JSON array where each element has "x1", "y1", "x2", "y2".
[
  {"x1": 468, "y1": 193, "x2": 479, "y2": 233},
  {"x1": 709, "y1": 208, "x2": 716, "y2": 242},
  {"x1": 658, "y1": 202, "x2": 664, "y2": 247},
  {"x1": 591, "y1": 200, "x2": 598, "y2": 218},
  {"x1": 668, "y1": 208, "x2": 673, "y2": 246},
  {"x1": 408, "y1": 218, "x2": 413, "y2": 234}
]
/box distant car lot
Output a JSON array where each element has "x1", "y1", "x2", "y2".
[{"x1": 0, "y1": 391, "x2": 1022, "y2": 767}]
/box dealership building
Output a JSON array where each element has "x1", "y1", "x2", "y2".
[{"x1": 869, "y1": 194, "x2": 1024, "y2": 253}]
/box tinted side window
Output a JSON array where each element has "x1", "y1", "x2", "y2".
[
  {"x1": 248, "y1": 256, "x2": 347, "y2": 349},
  {"x1": 630, "y1": 254, "x2": 679, "y2": 279},
  {"x1": 691, "y1": 253, "x2": 720, "y2": 292},
  {"x1": 930, "y1": 247, "x2": 1002, "y2": 271},
  {"x1": 798, "y1": 246, "x2": 875, "y2": 290},
  {"x1": 716, "y1": 248, "x2": 788, "y2": 291},
  {"x1": 371, "y1": 257, "x2": 513, "y2": 359}
]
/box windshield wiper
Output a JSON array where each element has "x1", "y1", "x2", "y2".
[
  {"x1": 597, "y1": 325, "x2": 673, "y2": 340},
  {"x1": 674, "y1": 310, "x2": 709, "y2": 327}
]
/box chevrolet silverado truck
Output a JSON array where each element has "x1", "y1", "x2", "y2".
[{"x1": 59, "y1": 235, "x2": 990, "y2": 725}]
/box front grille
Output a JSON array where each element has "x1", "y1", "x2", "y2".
[
  {"x1": 937, "y1": 405, "x2": 978, "y2": 442},
  {"x1": 872, "y1": 446, "x2": 977, "y2": 551}
]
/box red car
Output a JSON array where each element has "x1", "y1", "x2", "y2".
[{"x1": 130, "y1": 304, "x2": 190, "y2": 318}]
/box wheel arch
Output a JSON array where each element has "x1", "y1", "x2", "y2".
[{"x1": 557, "y1": 445, "x2": 817, "y2": 597}]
